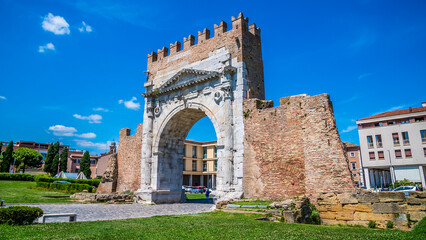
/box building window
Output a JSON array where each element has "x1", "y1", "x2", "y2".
[
  {"x1": 378, "y1": 151, "x2": 385, "y2": 160},
  {"x1": 367, "y1": 136, "x2": 374, "y2": 148},
  {"x1": 351, "y1": 162, "x2": 356, "y2": 170},
  {"x1": 192, "y1": 160, "x2": 197, "y2": 171},
  {"x1": 369, "y1": 152, "x2": 375, "y2": 160},
  {"x1": 405, "y1": 149, "x2": 412, "y2": 158},
  {"x1": 203, "y1": 147, "x2": 207, "y2": 159},
  {"x1": 203, "y1": 161, "x2": 207, "y2": 171},
  {"x1": 214, "y1": 146, "x2": 217, "y2": 158},
  {"x1": 392, "y1": 133, "x2": 400, "y2": 146},
  {"x1": 375, "y1": 135, "x2": 383, "y2": 148},
  {"x1": 421, "y1": 130, "x2": 426, "y2": 144},
  {"x1": 214, "y1": 160, "x2": 217, "y2": 171},
  {"x1": 350, "y1": 152, "x2": 355, "y2": 158},
  {"x1": 192, "y1": 146, "x2": 197, "y2": 158},
  {"x1": 395, "y1": 150, "x2": 402, "y2": 159},
  {"x1": 402, "y1": 132, "x2": 410, "y2": 145}
]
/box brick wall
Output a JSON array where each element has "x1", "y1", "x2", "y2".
[
  {"x1": 318, "y1": 192, "x2": 426, "y2": 230},
  {"x1": 243, "y1": 94, "x2": 356, "y2": 200},
  {"x1": 116, "y1": 124, "x2": 143, "y2": 192}
]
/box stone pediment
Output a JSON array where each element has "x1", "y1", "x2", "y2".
[{"x1": 143, "y1": 69, "x2": 220, "y2": 97}]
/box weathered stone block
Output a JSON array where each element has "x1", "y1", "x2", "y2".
[
  {"x1": 372, "y1": 202, "x2": 406, "y2": 213},
  {"x1": 342, "y1": 203, "x2": 372, "y2": 212},
  {"x1": 337, "y1": 193, "x2": 358, "y2": 204},
  {"x1": 378, "y1": 192, "x2": 405, "y2": 202},
  {"x1": 358, "y1": 193, "x2": 379, "y2": 203},
  {"x1": 409, "y1": 212, "x2": 426, "y2": 221}
]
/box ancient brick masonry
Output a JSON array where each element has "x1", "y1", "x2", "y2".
[
  {"x1": 243, "y1": 94, "x2": 356, "y2": 200},
  {"x1": 116, "y1": 124, "x2": 143, "y2": 192},
  {"x1": 317, "y1": 192, "x2": 426, "y2": 230}
]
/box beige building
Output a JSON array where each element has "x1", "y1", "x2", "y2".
[{"x1": 183, "y1": 140, "x2": 217, "y2": 188}]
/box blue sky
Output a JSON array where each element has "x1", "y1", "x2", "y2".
[{"x1": 0, "y1": 0, "x2": 425, "y2": 154}]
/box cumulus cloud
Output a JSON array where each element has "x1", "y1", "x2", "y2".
[
  {"x1": 93, "y1": 107, "x2": 109, "y2": 112},
  {"x1": 118, "y1": 97, "x2": 140, "y2": 110},
  {"x1": 42, "y1": 13, "x2": 70, "y2": 35},
  {"x1": 341, "y1": 126, "x2": 357, "y2": 134},
  {"x1": 0, "y1": 96, "x2": 6, "y2": 100},
  {"x1": 78, "y1": 21, "x2": 93, "y2": 33},
  {"x1": 48, "y1": 125, "x2": 96, "y2": 138},
  {"x1": 73, "y1": 114, "x2": 102, "y2": 123},
  {"x1": 74, "y1": 140, "x2": 110, "y2": 150},
  {"x1": 38, "y1": 43, "x2": 55, "y2": 53},
  {"x1": 48, "y1": 125, "x2": 77, "y2": 136}
]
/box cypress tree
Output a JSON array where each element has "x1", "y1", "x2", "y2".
[
  {"x1": 79, "y1": 151, "x2": 91, "y2": 179},
  {"x1": 59, "y1": 147, "x2": 68, "y2": 172},
  {"x1": 0, "y1": 141, "x2": 13, "y2": 172},
  {"x1": 51, "y1": 153, "x2": 59, "y2": 176},
  {"x1": 43, "y1": 143, "x2": 54, "y2": 175}
]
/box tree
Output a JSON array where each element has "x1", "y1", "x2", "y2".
[
  {"x1": 0, "y1": 141, "x2": 14, "y2": 172},
  {"x1": 79, "y1": 151, "x2": 91, "y2": 179},
  {"x1": 13, "y1": 147, "x2": 43, "y2": 173},
  {"x1": 60, "y1": 146, "x2": 68, "y2": 172},
  {"x1": 51, "y1": 153, "x2": 59, "y2": 176},
  {"x1": 43, "y1": 144, "x2": 54, "y2": 175}
]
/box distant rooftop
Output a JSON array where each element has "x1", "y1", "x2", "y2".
[{"x1": 358, "y1": 104, "x2": 426, "y2": 121}]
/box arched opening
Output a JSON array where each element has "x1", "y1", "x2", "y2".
[{"x1": 154, "y1": 107, "x2": 219, "y2": 202}]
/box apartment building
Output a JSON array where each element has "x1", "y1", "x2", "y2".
[
  {"x1": 356, "y1": 102, "x2": 426, "y2": 189},
  {"x1": 343, "y1": 142, "x2": 364, "y2": 187},
  {"x1": 182, "y1": 140, "x2": 217, "y2": 188}
]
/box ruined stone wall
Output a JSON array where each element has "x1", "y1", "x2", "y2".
[
  {"x1": 243, "y1": 94, "x2": 356, "y2": 200},
  {"x1": 317, "y1": 192, "x2": 426, "y2": 230},
  {"x1": 116, "y1": 124, "x2": 143, "y2": 192}
]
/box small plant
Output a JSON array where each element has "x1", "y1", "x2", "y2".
[
  {"x1": 368, "y1": 221, "x2": 377, "y2": 228},
  {"x1": 386, "y1": 221, "x2": 394, "y2": 229}
]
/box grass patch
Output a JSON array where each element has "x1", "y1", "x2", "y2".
[
  {"x1": 0, "y1": 212, "x2": 424, "y2": 239},
  {"x1": 185, "y1": 193, "x2": 206, "y2": 200},
  {"x1": 233, "y1": 200, "x2": 274, "y2": 206},
  {"x1": 0, "y1": 181, "x2": 72, "y2": 204}
]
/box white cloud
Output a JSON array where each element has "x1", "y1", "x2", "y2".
[
  {"x1": 73, "y1": 114, "x2": 102, "y2": 123},
  {"x1": 118, "y1": 97, "x2": 140, "y2": 110},
  {"x1": 48, "y1": 125, "x2": 77, "y2": 136},
  {"x1": 0, "y1": 96, "x2": 6, "y2": 100},
  {"x1": 341, "y1": 126, "x2": 357, "y2": 134},
  {"x1": 48, "y1": 124, "x2": 96, "y2": 138},
  {"x1": 78, "y1": 21, "x2": 92, "y2": 33},
  {"x1": 93, "y1": 107, "x2": 109, "y2": 112},
  {"x1": 75, "y1": 132, "x2": 96, "y2": 139},
  {"x1": 42, "y1": 13, "x2": 70, "y2": 35},
  {"x1": 38, "y1": 43, "x2": 55, "y2": 53},
  {"x1": 75, "y1": 140, "x2": 110, "y2": 150}
]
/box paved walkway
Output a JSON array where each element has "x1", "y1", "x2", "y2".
[{"x1": 13, "y1": 203, "x2": 215, "y2": 223}]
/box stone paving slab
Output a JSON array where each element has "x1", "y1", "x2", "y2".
[{"x1": 11, "y1": 203, "x2": 214, "y2": 223}]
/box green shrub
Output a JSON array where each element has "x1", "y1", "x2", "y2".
[
  {"x1": 368, "y1": 221, "x2": 377, "y2": 228},
  {"x1": 36, "y1": 176, "x2": 100, "y2": 187},
  {"x1": 386, "y1": 221, "x2": 394, "y2": 229},
  {"x1": 0, "y1": 173, "x2": 34, "y2": 181},
  {"x1": 0, "y1": 206, "x2": 43, "y2": 225}
]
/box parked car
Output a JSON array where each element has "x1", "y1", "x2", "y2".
[
  {"x1": 190, "y1": 186, "x2": 204, "y2": 194},
  {"x1": 393, "y1": 186, "x2": 418, "y2": 196}
]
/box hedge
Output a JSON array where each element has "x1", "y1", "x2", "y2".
[
  {"x1": 36, "y1": 176, "x2": 100, "y2": 187},
  {"x1": 0, "y1": 206, "x2": 43, "y2": 225},
  {"x1": 0, "y1": 173, "x2": 34, "y2": 181},
  {"x1": 36, "y1": 181, "x2": 93, "y2": 193}
]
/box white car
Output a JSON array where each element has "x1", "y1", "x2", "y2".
[{"x1": 393, "y1": 186, "x2": 418, "y2": 196}]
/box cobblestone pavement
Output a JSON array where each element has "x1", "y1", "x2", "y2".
[{"x1": 13, "y1": 203, "x2": 215, "y2": 223}]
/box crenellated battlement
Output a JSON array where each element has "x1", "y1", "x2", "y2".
[{"x1": 146, "y1": 12, "x2": 260, "y2": 64}]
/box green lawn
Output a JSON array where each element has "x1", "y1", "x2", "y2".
[
  {"x1": 0, "y1": 212, "x2": 424, "y2": 240},
  {"x1": 186, "y1": 193, "x2": 206, "y2": 199},
  {"x1": 0, "y1": 181, "x2": 72, "y2": 204}
]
